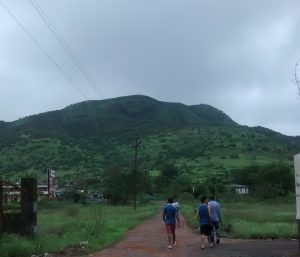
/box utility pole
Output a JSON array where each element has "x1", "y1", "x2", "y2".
[
  {"x1": 294, "y1": 154, "x2": 300, "y2": 253},
  {"x1": 133, "y1": 137, "x2": 141, "y2": 210},
  {"x1": 0, "y1": 180, "x2": 3, "y2": 235}
]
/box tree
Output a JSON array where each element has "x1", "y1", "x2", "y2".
[
  {"x1": 153, "y1": 175, "x2": 170, "y2": 194},
  {"x1": 161, "y1": 163, "x2": 179, "y2": 178},
  {"x1": 232, "y1": 163, "x2": 293, "y2": 198},
  {"x1": 103, "y1": 166, "x2": 130, "y2": 204},
  {"x1": 166, "y1": 174, "x2": 192, "y2": 198}
]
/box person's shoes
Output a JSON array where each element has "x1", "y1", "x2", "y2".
[
  {"x1": 173, "y1": 242, "x2": 177, "y2": 246},
  {"x1": 209, "y1": 243, "x2": 214, "y2": 247},
  {"x1": 168, "y1": 245, "x2": 173, "y2": 249},
  {"x1": 201, "y1": 244, "x2": 205, "y2": 250},
  {"x1": 216, "y1": 239, "x2": 220, "y2": 244}
]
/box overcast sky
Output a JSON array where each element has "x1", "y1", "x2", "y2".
[{"x1": 0, "y1": 1, "x2": 300, "y2": 136}]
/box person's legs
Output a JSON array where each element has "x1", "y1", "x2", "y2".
[
  {"x1": 200, "y1": 234, "x2": 206, "y2": 249},
  {"x1": 210, "y1": 222, "x2": 215, "y2": 243},
  {"x1": 172, "y1": 232, "x2": 176, "y2": 245},
  {"x1": 166, "y1": 225, "x2": 173, "y2": 248},
  {"x1": 211, "y1": 222, "x2": 219, "y2": 243},
  {"x1": 171, "y1": 224, "x2": 176, "y2": 246},
  {"x1": 200, "y1": 225, "x2": 205, "y2": 249},
  {"x1": 214, "y1": 222, "x2": 220, "y2": 243},
  {"x1": 167, "y1": 233, "x2": 172, "y2": 248},
  {"x1": 206, "y1": 224, "x2": 213, "y2": 247},
  {"x1": 200, "y1": 225, "x2": 210, "y2": 249}
]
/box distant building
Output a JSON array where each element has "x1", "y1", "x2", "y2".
[
  {"x1": 37, "y1": 185, "x2": 49, "y2": 197},
  {"x1": 2, "y1": 184, "x2": 50, "y2": 202},
  {"x1": 2, "y1": 185, "x2": 21, "y2": 201},
  {"x1": 227, "y1": 184, "x2": 249, "y2": 195}
]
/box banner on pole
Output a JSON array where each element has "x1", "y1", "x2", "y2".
[
  {"x1": 47, "y1": 168, "x2": 56, "y2": 200},
  {"x1": 294, "y1": 154, "x2": 300, "y2": 219}
]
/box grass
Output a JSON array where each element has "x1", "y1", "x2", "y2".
[
  {"x1": 181, "y1": 197, "x2": 297, "y2": 239},
  {"x1": 0, "y1": 201, "x2": 159, "y2": 257}
]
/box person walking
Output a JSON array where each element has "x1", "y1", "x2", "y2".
[
  {"x1": 173, "y1": 199, "x2": 180, "y2": 213},
  {"x1": 208, "y1": 196, "x2": 221, "y2": 244},
  {"x1": 197, "y1": 195, "x2": 213, "y2": 250},
  {"x1": 163, "y1": 198, "x2": 180, "y2": 249}
]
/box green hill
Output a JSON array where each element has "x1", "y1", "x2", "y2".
[
  {"x1": 0, "y1": 95, "x2": 299, "y2": 187},
  {"x1": 0, "y1": 95, "x2": 235, "y2": 139}
]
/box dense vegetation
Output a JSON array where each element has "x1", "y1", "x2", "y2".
[
  {"x1": 0, "y1": 198, "x2": 297, "y2": 257},
  {"x1": 0, "y1": 201, "x2": 158, "y2": 257},
  {"x1": 182, "y1": 196, "x2": 296, "y2": 239},
  {"x1": 0, "y1": 95, "x2": 299, "y2": 199},
  {"x1": 0, "y1": 95, "x2": 298, "y2": 256}
]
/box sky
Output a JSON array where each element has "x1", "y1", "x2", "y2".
[{"x1": 0, "y1": 1, "x2": 300, "y2": 136}]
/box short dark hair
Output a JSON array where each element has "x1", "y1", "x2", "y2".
[
  {"x1": 167, "y1": 198, "x2": 174, "y2": 203},
  {"x1": 200, "y1": 195, "x2": 207, "y2": 203}
]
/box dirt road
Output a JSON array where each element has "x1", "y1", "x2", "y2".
[{"x1": 89, "y1": 213, "x2": 298, "y2": 257}]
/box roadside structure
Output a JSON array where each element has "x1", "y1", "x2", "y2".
[{"x1": 227, "y1": 184, "x2": 249, "y2": 195}]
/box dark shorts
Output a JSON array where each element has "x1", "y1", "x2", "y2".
[
  {"x1": 166, "y1": 224, "x2": 176, "y2": 234},
  {"x1": 200, "y1": 224, "x2": 211, "y2": 236}
]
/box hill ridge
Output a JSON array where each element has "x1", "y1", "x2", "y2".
[{"x1": 0, "y1": 95, "x2": 299, "y2": 182}]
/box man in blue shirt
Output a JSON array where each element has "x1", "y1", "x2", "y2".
[
  {"x1": 208, "y1": 196, "x2": 221, "y2": 244},
  {"x1": 197, "y1": 195, "x2": 213, "y2": 249},
  {"x1": 163, "y1": 198, "x2": 180, "y2": 249}
]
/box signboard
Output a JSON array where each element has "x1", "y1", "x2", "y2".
[
  {"x1": 47, "y1": 168, "x2": 56, "y2": 200},
  {"x1": 295, "y1": 154, "x2": 300, "y2": 219}
]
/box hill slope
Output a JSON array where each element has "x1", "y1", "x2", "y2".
[
  {"x1": 0, "y1": 95, "x2": 236, "y2": 140},
  {"x1": 0, "y1": 95, "x2": 299, "y2": 183}
]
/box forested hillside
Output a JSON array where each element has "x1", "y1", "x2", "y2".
[{"x1": 0, "y1": 95, "x2": 299, "y2": 197}]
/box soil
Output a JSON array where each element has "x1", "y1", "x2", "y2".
[{"x1": 46, "y1": 211, "x2": 299, "y2": 257}]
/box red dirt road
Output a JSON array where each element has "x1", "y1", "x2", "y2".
[{"x1": 89, "y1": 212, "x2": 298, "y2": 257}]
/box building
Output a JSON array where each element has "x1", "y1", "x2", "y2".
[{"x1": 227, "y1": 184, "x2": 249, "y2": 195}]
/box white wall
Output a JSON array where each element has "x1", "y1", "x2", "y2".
[{"x1": 294, "y1": 154, "x2": 300, "y2": 219}]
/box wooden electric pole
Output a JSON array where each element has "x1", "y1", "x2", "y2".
[{"x1": 133, "y1": 137, "x2": 141, "y2": 210}]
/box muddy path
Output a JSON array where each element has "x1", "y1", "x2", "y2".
[{"x1": 89, "y1": 212, "x2": 298, "y2": 257}]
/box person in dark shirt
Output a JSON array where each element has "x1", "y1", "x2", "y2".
[
  {"x1": 163, "y1": 198, "x2": 180, "y2": 249},
  {"x1": 197, "y1": 195, "x2": 213, "y2": 249},
  {"x1": 208, "y1": 196, "x2": 221, "y2": 244}
]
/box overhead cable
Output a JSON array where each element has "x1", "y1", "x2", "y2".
[
  {"x1": 0, "y1": 1, "x2": 88, "y2": 100},
  {"x1": 30, "y1": 0, "x2": 102, "y2": 98}
]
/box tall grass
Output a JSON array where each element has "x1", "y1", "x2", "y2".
[
  {"x1": 0, "y1": 202, "x2": 158, "y2": 257},
  {"x1": 181, "y1": 197, "x2": 297, "y2": 239}
]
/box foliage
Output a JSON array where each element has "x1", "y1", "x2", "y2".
[
  {"x1": 181, "y1": 197, "x2": 297, "y2": 239},
  {"x1": 102, "y1": 166, "x2": 130, "y2": 204},
  {"x1": 0, "y1": 95, "x2": 299, "y2": 199},
  {"x1": 102, "y1": 165, "x2": 151, "y2": 205},
  {"x1": 161, "y1": 163, "x2": 179, "y2": 178},
  {"x1": 232, "y1": 163, "x2": 294, "y2": 198},
  {"x1": 0, "y1": 202, "x2": 158, "y2": 257}
]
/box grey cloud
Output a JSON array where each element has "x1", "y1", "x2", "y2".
[{"x1": 0, "y1": 0, "x2": 299, "y2": 135}]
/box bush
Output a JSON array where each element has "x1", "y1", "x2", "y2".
[
  {"x1": 232, "y1": 163, "x2": 293, "y2": 198},
  {"x1": 178, "y1": 192, "x2": 194, "y2": 202}
]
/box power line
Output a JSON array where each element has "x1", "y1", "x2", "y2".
[
  {"x1": 30, "y1": 0, "x2": 102, "y2": 98},
  {"x1": 0, "y1": 1, "x2": 88, "y2": 100}
]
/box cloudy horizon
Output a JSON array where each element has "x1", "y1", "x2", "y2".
[{"x1": 1, "y1": 0, "x2": 300, "y2": 136}]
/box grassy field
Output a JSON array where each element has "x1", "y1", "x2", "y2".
[
  {"x1": 1, "y1": 197, "x2": 297, "y2": 257},
  {"x1": 181, "y1": 196, "x2": 297, "y2": 239},
  {"x1": 0, "y1": 201, "x2": 159, "y2": 257}
]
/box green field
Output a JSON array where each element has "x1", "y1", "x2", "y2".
[
  {"x1": 0, "y1": 198, "x2": 298, "y2": 257},
  {"x1": 0, "y1": 202, "x2": 158, "y2": 257},
  {"x1": 181, "y1": 197, "x2": 297, "y2": 239}
]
